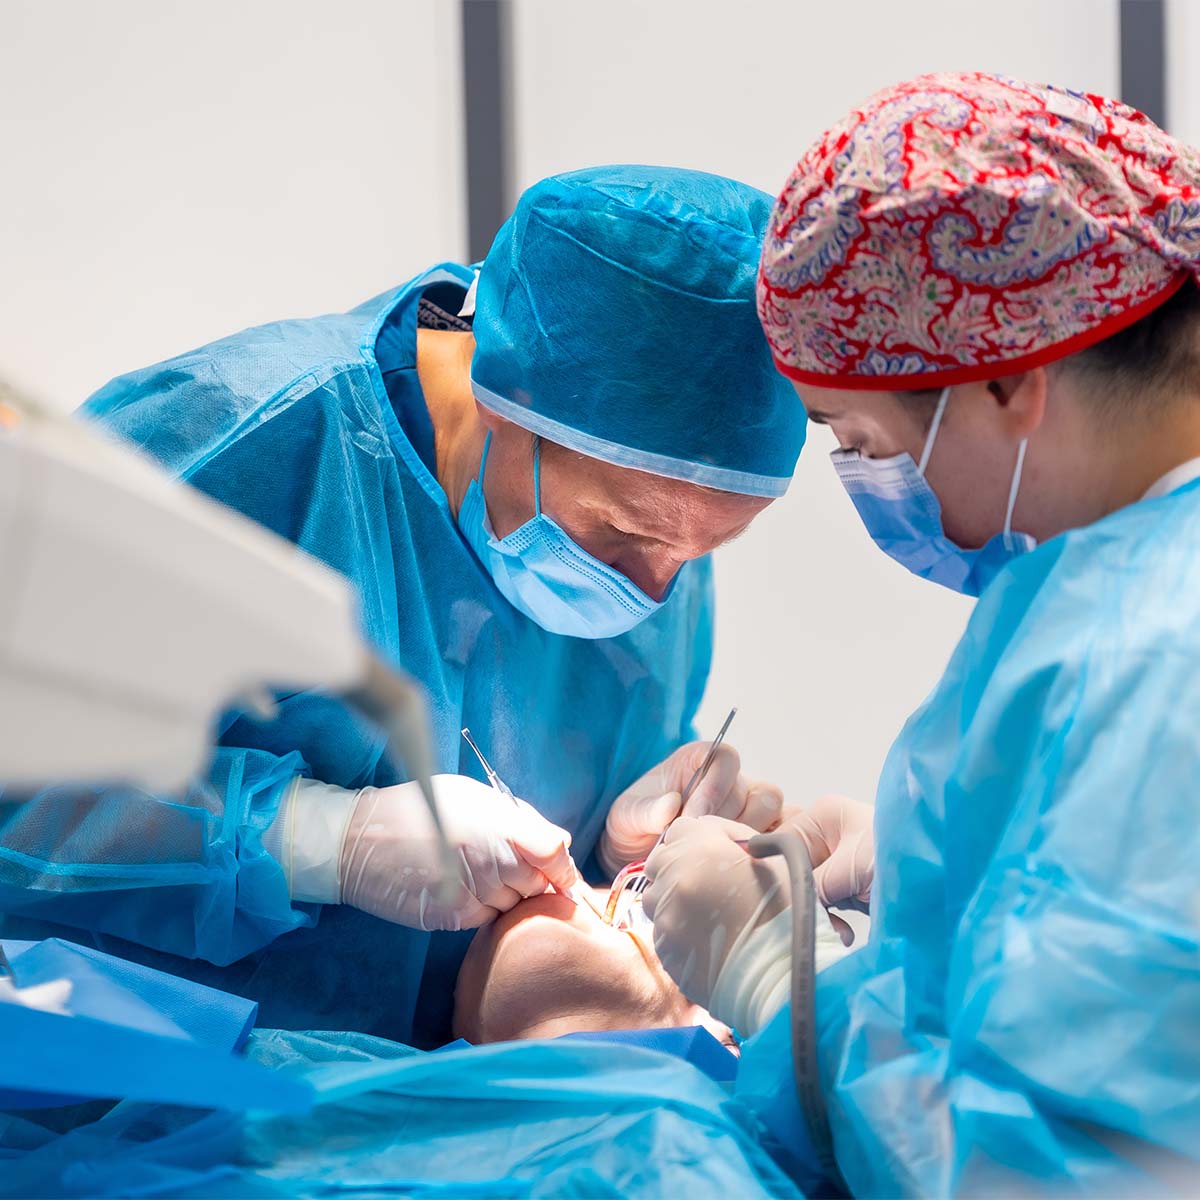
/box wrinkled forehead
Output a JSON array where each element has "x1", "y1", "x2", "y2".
[{"x1": 542, "y1": 440, "x2": 772, "y2": 532}]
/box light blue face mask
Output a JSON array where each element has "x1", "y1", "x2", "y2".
[
  {"x1": 831, "y1": 386, "x2": 1036, "y2": 597},
  {"x1": 457, "y1": 435, "x2": 667, "y2": 638}
]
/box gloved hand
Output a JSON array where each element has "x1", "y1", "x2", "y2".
[
  {"x1": 597, "y1": 742, "x2": 783, "y2": 875},
  {"x1": 773, "y1": 794, "x2": 874, "y2": 906},
  {"x1": 338, "y1": 775, "x2": 578, "y2": 931},
  {"x1": 643, "y1": 815, "x2": 860, "y2": 1034},
  {"x1": 641, "y1": 815, "x2": 791, "y2": 1015}
]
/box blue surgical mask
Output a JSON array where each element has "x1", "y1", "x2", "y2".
[
  {"x1": 831, "y1": 386, "x2": 1036, "y2": 597},
  {"x1": 457, "y1": 434, "x2": 667, "y2": 638}
]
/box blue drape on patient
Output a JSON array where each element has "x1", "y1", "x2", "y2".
[
  {"x1": 0, "y1": 265, "x2": 714, "y2": 1045},
  {"x1": 0, "y1": 1031, "x2": 806, "y2": 1199},
  {"x1": 0, "y1": 939, "x2": 310, "y2": 1116}
]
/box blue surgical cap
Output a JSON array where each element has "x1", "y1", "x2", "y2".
[{"x1": 471, "y1": 166, "x2": 804, "y2": 497}]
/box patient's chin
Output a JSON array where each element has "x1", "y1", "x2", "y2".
[{"x1": 686, "y1": 1004, "x2": 739, "y2": 1056}]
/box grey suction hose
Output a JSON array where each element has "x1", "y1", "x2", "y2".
[
  {"x1": 344, "y1": 651, "x2": 462, "y2": 903},
  {"x1": 745, "y1": 831, "x2": 838, "y2": 1181}
]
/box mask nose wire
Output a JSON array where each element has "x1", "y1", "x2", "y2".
[
  {"x1": 917, "y1": 386, "x2": 953, "y2": 477},
  {"x1": 1004, "y1": 439, "x2": 1029, "y2": 537}
]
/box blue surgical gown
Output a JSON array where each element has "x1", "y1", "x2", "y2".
[
  {"x1": 0, "y1": 265, "x2": 714, "y2": 1045},
  {"x1": 805, "y1": 477, "x2": 1200, "y2": 1194}
]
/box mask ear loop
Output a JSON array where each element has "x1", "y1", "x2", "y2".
[
  {"x1": 743, "y1": 830, "x2": 839, "y2": 1184},
  {"x1": 1003, "y1": 439, "x2": 1029, "y2": 540},
  {"x1": 532, "y1": 436, "x2": 543, "y2": 517},
  {"x1": 917, "y1": 386, "x2": 952, "y2": 477},
  {"x1": 475, "y1": 430, "x2": 494, "y2": 494},
  {"x1": 471, "y1": 431, "x2": 497, "y2": 534},
  {"x1": 477, "y1": 432, "x2": 537, "y2": 527}
]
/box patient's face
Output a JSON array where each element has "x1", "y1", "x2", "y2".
[{"x1": 453, "y1": 886, "x2": 732, "y2": 1047}]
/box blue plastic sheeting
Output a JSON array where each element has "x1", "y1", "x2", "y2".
[
  {"x1": 440, "y1": 1023, "x2": 738, "y2": 1083},
  {"x1": 0, "y1": 1030, "x2": 806, "y2": 1198},
  {"x1": 0, "y1": 264, "x2": 714, "y2": 1044},
  {"x1": 0, "y1": 940, "x2": 309, "y2": 1114},
  {"x1": 562, "y1": 1025, "x2": 738, "y2": 1083},
  {"x1": 4, "y1": 939, "x2": 257, "y2": 1050},
  {"x1": 811, "y1": 477, "x2": 1200, "y2": 1195}
]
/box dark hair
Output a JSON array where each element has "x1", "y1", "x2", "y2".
[
  {"x1": 897, "y1": 277, "x2": 1200, "y2": 421},
  {"x1": 894, "y1": 386, "x2": 944, "y2": 431},
  {"x1": 1056, "y1": 276, "x2": 1200, "y2": 415}
]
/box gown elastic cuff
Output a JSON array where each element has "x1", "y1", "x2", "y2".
[
  {"x1": 265, "y1": 777, "x2": 360, "y2": 905},
  {"x1": 711, "y1": 903, "x2": 859, "y2": 1037},
  {"x1": 710, "y1": 908, "x2": 793, "y2": 1037}
]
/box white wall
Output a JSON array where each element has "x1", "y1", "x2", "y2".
[
  {"x1": 512, "y1": 0, "x2": 1120, "y2": 806},
  {"x1": 1168, "y1": 0, "x2": 1200, "y2": 144},
  {"x1": 0, "y1": 0, "x2": 465, "y2": 409},
  {"x1": 2, "y1": 0, "x2": 1123, "y2": 811}
]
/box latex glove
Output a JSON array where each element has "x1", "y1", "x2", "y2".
[
  {"x1": 339, "y1": 775, "x2": 577, "y2": 931},
  {"x1": 641, "y1": 815, "x2": 791, "y2": 1014},
  {"x1": 774, "y1": 794, "x2": 874, "y2": 907},
  {"x1": 707, "y1": 889, "x2": 856, "y2": 1037},
  {"x1": 598, "y1": 742, "x2": 782, "y2": 875}
]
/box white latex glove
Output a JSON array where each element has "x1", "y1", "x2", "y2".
[
  {"x1": 774, "y1": 794, "x2": 874, "y2": 907},
  {"x1": 342, "y1": 775, "x2": 579, "y2": 930},
  {"x1": 643, "y1": 816, "x2": 858, "y2": 1035},
  {"x1": 598, "y1": 742, "x2": 783, "y2": 875},
  {"x1": 270, "y1": 774, "x2": 577, "y2": 931},
  {"x1": 641, "y1": 815, "x2": 791, "y2": 1013}
]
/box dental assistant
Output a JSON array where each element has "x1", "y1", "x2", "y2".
[
  {"x1": 0, "y1": 166, "x2": 804, "y2": 1043},
  {"x1": 645, "y1": 75, "x2": 1200, "y2": 1194}
]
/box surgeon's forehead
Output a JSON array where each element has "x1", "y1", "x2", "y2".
[
  {"x1": 794, "y1": 383, "x2": 898, "y2": 424},
  {"x1": 593, "y1": 460, "x2": 767, "y2": 538}
]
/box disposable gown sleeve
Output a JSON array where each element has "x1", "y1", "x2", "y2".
[
  {"x1": 0, "y1": 358, "x2": 379, "y2": 967},
  {"x1": 0, "y1": 747, "x2": 312, "y2": 966},
  {"x1": 818, "y1": 606, "x2": 1200, "y2": 1195}
]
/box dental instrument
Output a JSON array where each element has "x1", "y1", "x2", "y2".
[
  {"x1": 618, "y1": 706, "x2": 739, "y2": 910},
  {"x1": 680, "y1": 706, "x2": 739, "y2": 810},
  {"x1": 460, "y1": 727, "x2": 586, "y2": 909}
]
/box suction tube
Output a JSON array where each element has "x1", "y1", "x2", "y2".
[{"x1": 744, "y1": 831, "x2": 837, "y2": 1181}]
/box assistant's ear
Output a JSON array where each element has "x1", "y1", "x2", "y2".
[{"x1": 986, "y1": 369, "x2": 1048, "y2": 438}]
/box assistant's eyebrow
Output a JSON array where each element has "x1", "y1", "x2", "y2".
[{"x1": 804, "y1": 409, "x2": 832, "y2": 425}]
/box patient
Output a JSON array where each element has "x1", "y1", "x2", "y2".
[{"x1": 453, "y1": 884, "x2": 735, "y2": 1048}]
